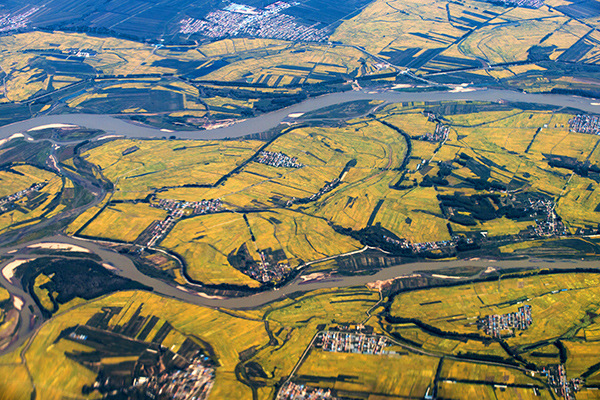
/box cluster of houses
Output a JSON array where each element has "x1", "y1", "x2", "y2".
[
  {"x1": 143, "y1": 217, "x2": 177, "y2": 248},
  {"x1": 151, "y1": 198, "x2": 222, "y2": 218},
  {"x1": 0, "y1": 6, "x2": 39, "y2": 32},
  {"x1": 179, "y1": 1, "x2": 328, "y2": 42},
  {"x1": 384, "y1": 235, "x2": 456, "y2": 253},
  {"x1": 477, "y1": 305, "x2": 532, "y2": 338},
  {"x1": 256, "y1": 151, "x2": 303, "y2": 168},
  {"x1": 277, "y1": 383, "x2": 336, "y2": 400},
  {"x1": 315, "y1": 331, "x2": 389, "y2": 355},
  {"x1": 529, "y1": 199, "x2": 567, "y2": 237},
  {"x1": 133, "y1": 357, "x2": 214, "y2": 400},
  {"x1": 485, "y1": 0, "x2": 543, "y2": 7},
  {"x1": 67, "y1": 48, "x2": 98, "y2": 58},
  {"x1": 0, "y1": 181, "x2": 47, "y2": 214},
  {"x1": 542, "y1": 365, "x2": 580, "y2": 400},
  {"x1": 419, "y1": 123, "x2": 449, "y2": 142},
  {"x1": 241, "y1": 253, "x2": 292, "y2": 283},
  {"x1": 569, "y1": 114, "x2": 600, "y2": 135},
  {"x1": 141, "y1": 198, "x2": 221, "y2": 247}
]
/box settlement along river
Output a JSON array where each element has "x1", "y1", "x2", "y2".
[{"x1": 1, "y1": 87, "x2": 599, "y2": 354}]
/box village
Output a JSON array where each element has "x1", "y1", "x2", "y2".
[
  {"x1": 568, "y1": 114, "x2": 600, "y2": 135},
  {"x1": 315, "y1": 330, "x2": 389, "y2": 355},
  {"x1": 0, "y1": 7, "x2": 39, "y2": 33},
  {"x1": 477, "y1": 305, "x2": 533, "y2": 338},
  {"x1": 179, "y1": 1, "x2": 328, "y2": 42},
  {"x1": 133, "y1": 356, "x2": 214, "y2": 399},
  {"x1": 239, "y1": 251, "x2": 292, "y2": 283},
  {"x1": 256, "y1": 151, "x2": 303, "y2": 168},
  {"x1": 277, "y1": 382, "x2": 336, "y2": 400},
  {"x1": 138, "y1": 198, "x2": 222, "y2": 247},
  {"x1": 542, "y1": 364, "x2": 581, "y2": 400},
  {"x1": 0, "y1": 181, "x2": 47, "y2": 214}
]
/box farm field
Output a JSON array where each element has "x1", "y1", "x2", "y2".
[
  {"x1": 79, "y1": 202, "x2": 167, "y2": 242},
  {"x1": 0, "y1": 164, "x2": 56, "y2": 198},
  {"x1": 390, "y1": 272, "x2": 600, "y2": 348},
  {"x1": 81, "y1": 138, "x2": 262, "y2": 194},
  {"x1": 56, "y1": 100, "x2": 600, "y2": 288},
  {"x1": 296, "y1": 350, "x2": 439, "y2": 397},
  {"x1": 0, "y1": 172, "x2": 64, "y2": 234}
]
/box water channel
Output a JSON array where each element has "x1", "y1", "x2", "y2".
[
  {"x1": 1, "y1": 88, "x2": 599, "y2": 141},
  {"x1": 1, "y1": 87, "x2": 599, "y2": 354}
]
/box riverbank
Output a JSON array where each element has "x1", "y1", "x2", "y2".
[{"x1": 1, "y1": 88, "x2": 600, "y2": 141}]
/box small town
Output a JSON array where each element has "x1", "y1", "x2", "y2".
[
  {"x1": 0, "y1": 7, "x2": 39, "y2": 33},
  {"x1": 0, "y1": 181, "x2": 47, "y2": 214},
  {"x1": 530, "y1": 199, "x2": 567, "y2": 237},
  {"x1": 569, "y1": 114, "x2": 600, "y2": 135},
  {"x1": 384, "y1": 235, "x2": 456, "y2": 253},
  {"x1": 134, "y1": 356, "x2": 214, "y2": 400},
  {"x1": 542, "y1": 364, "x2": 581, "y2": 400},
  {"x1": 315, "y1": 331, "x2": 389, "y2": 355},
  {"x1": 139, "y1": 198, "x2": 222, "y2": 247},
  {"x1": 417, "y1": 123, "x2": 449, "y2": 142},
  {"x1": 277, "y1": 382, "x2": 336, "y2": 400},
  {"x1": 240, "y1": 252, "x2": 292, "y2": 283},
  {"x1": 256, "y1": 151, "x2": 303, "y2": 168},
  {"x1": 151, "y1": 198, "x2": 222, "y2": 218},
  {"x1": 179, "y1": 2, "x2": 328, "y2": 41},
  {"x1": 477, "y1": 305, "x2": 532, "y2": 338}
]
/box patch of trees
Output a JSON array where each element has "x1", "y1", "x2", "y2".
[
  {"x1": 15, "y1": 257, "x2": 151, "y2": 318},
  {"x1": 331, "y1": 223, "x2": 415, "y2": 256},
  {"x1": 439, "y1": 193, "x2": 498, "y2": 221},
  {"x1": 384, "y1": 314, "x2": 489, "y2": 342},
  {"x1": 546, "y1": 155, "x2": 600, "y2": 177}
]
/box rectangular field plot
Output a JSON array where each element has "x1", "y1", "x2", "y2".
[
  {"x1": 81, "y1": 139, "x2": 261, "y2": 194},
  {"x1": 295, "y1": 351, "x2": 439, "y2": 398},
  {"x1": 80, "y1": 202, "x2": 167, "y2": 242},
  {"x1": 390, "y1": 273, "x2": 600, "y2": 347}
]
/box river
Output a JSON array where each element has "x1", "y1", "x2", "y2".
[
  {"x1": 1, "y1": 87, "x2": 599, "y2": 354},
  {"x1": 0, "y1": 88, "x2": 599, "y2": 141},
  {"x1": 1, "y1": 234, "x2": 598, "y2": 354}
]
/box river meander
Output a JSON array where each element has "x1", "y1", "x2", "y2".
[
  {"x1": 1, "y1": 87, "x2": 599, "y2": 354},
  {"x1": 1, "y1": 88, "x2": 599, "y2": 141}
]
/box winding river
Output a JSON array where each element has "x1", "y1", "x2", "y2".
[
  {"x1": 0, "y1": 88, "x2": 599, "y2": 141},
  {"x1": 1, "y1": 87, "x2": 599, "y2": 354}
]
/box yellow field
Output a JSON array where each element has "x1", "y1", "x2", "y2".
[
  {"x1": 458, "y1": 18, "x2": 569, "y2": 64},
  {"x1": 66, "y1": 196, "x2": 111, "y2": 235},
  {"x1": 0, "y1": 365, "x2": 34, "y2": 400},
  {"x1": 161, "y1": 208, "x2": 361, "y2": 285},
  {"x1": 438, "y1": 381, "x2": 553, "y2": 400},
  {"x1": 81, "y1": 138, "x2": 261, "y2": 194},
  {"x1": 390, "y1": 272, "x2": 600, "y2": 347},
  {"x1": 0, "y1": 164, "x2": 56, "y2": 198},
  {"x1": 160, "y1": 212, "x2": 259, "y2": 286},
  {"x1": 0, "y1": 285, "x2": 9, "y2": 303},
  {"x1": 297, "y1": 350, "x2": 438, "y2": 397},
  {"x1": 0, "y1": 172, "x2": 64, "y2": 234},
  {"x1": 440, "y1": 359, "x2": 539, "y2": 385},
  {"x1": 14, "y1": 287, "x2": 383, "y2": 400},
  {"x1": 331, "y1": 0, "x2": 475, "y2": 56},
  {"x1": 81, "y1": 202, "x2": 167, "y2": 242}
]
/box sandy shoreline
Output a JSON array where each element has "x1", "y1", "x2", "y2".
[
  {"x1": 2, "y1": 259, "x2": 34, "y2": 281},
  {"x1": 27, "y1": 123, "x2": 77, "y2": 131},
  {"x1": 28, "y1": 243, "x2": 91, "y2": 253}
]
